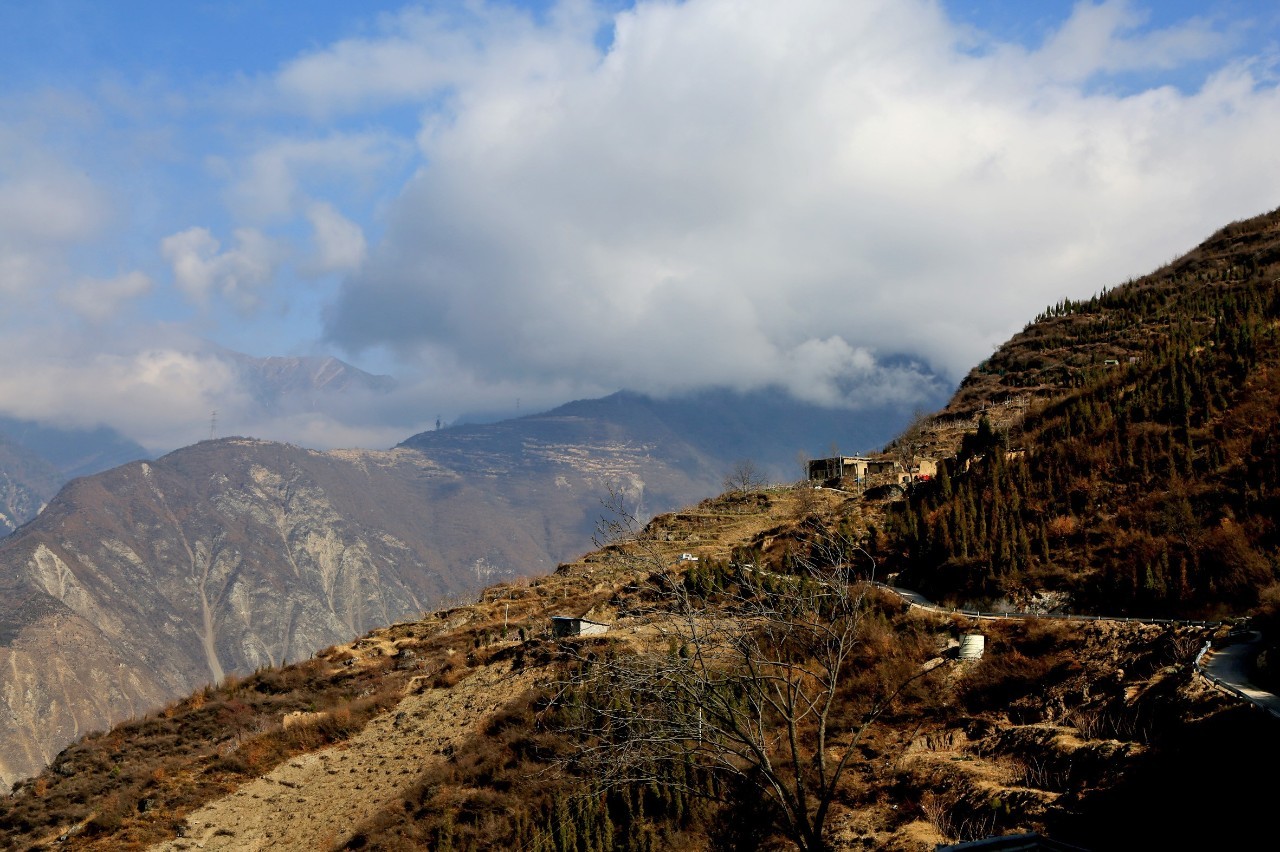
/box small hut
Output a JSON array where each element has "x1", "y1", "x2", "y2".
[{"x1": 551, "y1": 616, "x2": 610, "y2": 638}]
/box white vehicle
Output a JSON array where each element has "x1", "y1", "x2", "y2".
[{"x1": 679, "y1": 553, "x2": 698, "y2": 562}]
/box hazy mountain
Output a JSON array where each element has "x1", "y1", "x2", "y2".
[
  {"x1": 0, "y1": 418, "x2": 148, "y2": 534},
  {"x1": 0, "y1": 436, "x2": 60, "y2": 534},
  {"x1": 217, "y1": 350, "x2": 396, "y2": 413},
  {"x1": 408, "y1": 386, "x2": 945, "y2": 485}
]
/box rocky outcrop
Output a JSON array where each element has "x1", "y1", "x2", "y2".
[{"x1": 0, "y1": 425, "x2": 716, "y2": 790}]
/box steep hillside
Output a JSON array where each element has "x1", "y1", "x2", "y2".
[
  {"x1": 0, "y1": 483, "x2": 1257, "y2": 852},
  {"x1": 885, "y1": 208, "x2": 1280, "y2": 617},
  {"x1": 8, "y1": 212, "x2": 1280, "y2": 850},
  {"x1": 0, "y1": 440, "x2": 442, "y2": 792},
  {"x1": 0, "y1": 380, "x2": 920, "y2": 792}
]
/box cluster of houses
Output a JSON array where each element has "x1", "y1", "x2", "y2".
[{"x1": 805, "y1": 455, "x2": 937, "y2": 486}]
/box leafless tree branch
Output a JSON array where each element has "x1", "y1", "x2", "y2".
[{"x1": 551, "y1": 530, "x2": 930, "y2": 852}]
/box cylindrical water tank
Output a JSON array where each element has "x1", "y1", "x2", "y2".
[{"x1": 958, "y1": 633, "x2": 985, "y2": 660}]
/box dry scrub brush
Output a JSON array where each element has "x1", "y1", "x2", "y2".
[{"x1": 553, "y1": 532, "x2": 946, "y2": 852}]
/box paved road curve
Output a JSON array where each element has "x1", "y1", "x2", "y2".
[{"x1": 1198, "y1": 631, "x2": 1280, "y2": 718}]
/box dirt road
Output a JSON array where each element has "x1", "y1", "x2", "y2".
[{"x1": 152, "y1": 660, "x2": 536, "y2": 851}]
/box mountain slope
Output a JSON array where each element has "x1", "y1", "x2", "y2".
[
  {"x1": 0, "y1": 440, "x2": 441, "y2": 791},
  {"x1": 0, "y1": 430, "x2": 658, "y2": 790},
  {"x1": 0, "y1": 383, "x2": 920, "y2": 791},
  {"x1": 8, "y1": 208, "x2": 1280, "y2": 850},
  {"x1": 0, "y1": 485, "x2": 1252, "y2": 852},
  {"x1": 886, "y1": 208, "x2": 1280, "y2": 616}
]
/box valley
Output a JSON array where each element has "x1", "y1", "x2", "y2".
[{"x1": 0, "y1": 388, "x2": 913, "y2": 793}]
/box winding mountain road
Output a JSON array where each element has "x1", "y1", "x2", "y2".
[
  {"x1": 874, "y1": 582, "x2": 1280, "y2": 719},
  {"x1": 1198, "y1": 631, "x2": 1280, "y2": 718}
]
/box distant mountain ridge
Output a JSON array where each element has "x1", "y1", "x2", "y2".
[
  {"x1": 405, "y1": 387, "x2": 942, "y2": 484},
  {"x1": 220, "y1": 351, "x2": 396, "y2": 410}
]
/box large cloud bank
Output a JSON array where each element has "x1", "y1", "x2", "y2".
[
  {"x1": 3, "y1": 0, "x2": 1280, "y2": 452},
  {"x1": 317, "y1": 0, "x2": 1280, "y2": 409}
]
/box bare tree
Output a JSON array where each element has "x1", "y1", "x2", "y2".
[
  {"x1": 792, "y1": 478, "x2": 821, "y2": 518},
  {"x1": 723, "y1": 458, "x2": 767, "y2": 495},
  {"x1": 796, "y1": 449, "x2": 812, "y2": 482},
  {"x1": 555, "y1": 536, "x2": 934, "y2": 852},
  {"x1": 592, "y1": 480, "x2": 644, "y2": 549},
  {"x1": 886, "y1": 408, "x2": 932, "y2": 482}
]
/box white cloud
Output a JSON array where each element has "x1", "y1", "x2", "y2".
[
  {"x1": 1030, "y1": 1, "x2": 1227, "y2": 82},
  {"x1": 304, "y1": 201, "x2": 367, "y2": 274},
  {"x1": 161, "y1": 226, "x2": 278, "y2": 312},
  {"x1": 227, "y1": 133, "x2": 406, "y2": 222},
  {"x1": 58, "y1": 271, "x2": 153, "y2": 322},
  {"x1": 0, "y1": 330, "x2": 244, "y2": 451},
  {"x1": 0, "y1": 330, "x2": 422, "y2": 453},
  {"x1": 274, "y1": 2, "x2": 606, "y2": 118},
  {"x1": 322, "y1": 0, "x2": 1280, "y2": 410},
  {"x1": 0, "y1": 133, "x2": 111, "y2": 299},
  {"x1": 4, "y1": 0, "x2": 1275, "y2": 456}
]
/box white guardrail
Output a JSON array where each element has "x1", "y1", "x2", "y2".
[{"x1": 1192, "y1": 638, "x2": 1280, "y2": 721}]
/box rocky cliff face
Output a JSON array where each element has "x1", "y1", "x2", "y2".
[
  {"x1": 0, "y1": 440, "x2": 428, "y2": 789},
  {"x1": 0, "y1": 423, "x2": 719, "y2": 790}
]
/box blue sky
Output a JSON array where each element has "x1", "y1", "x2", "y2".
[{"x1": 1, "y1": 0, "x2": 1278, "y2": 451}]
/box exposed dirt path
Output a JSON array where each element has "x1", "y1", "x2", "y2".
[{"x1": 152, "y1": 659, "x2": 537, "y2": 852}]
